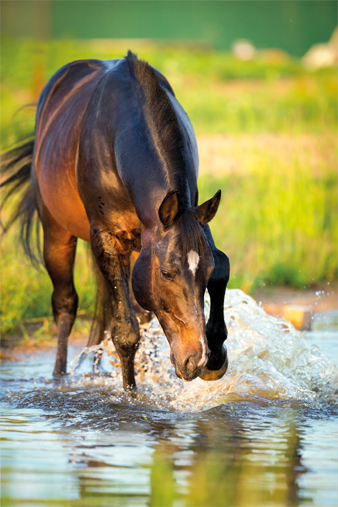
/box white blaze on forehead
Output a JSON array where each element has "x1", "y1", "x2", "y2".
[{"x1": 187, "y1": 250, "x2": 200, "y2": 275}]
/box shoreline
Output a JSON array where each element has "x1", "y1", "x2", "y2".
[
  {"x1": 252, "y1": 280, "x2": 338, "y2": 330},
  {"x1": 1, "y1": 281, "x2": 337, "y2": 359}
]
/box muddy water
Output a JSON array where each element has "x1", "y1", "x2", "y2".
[{"x1": 1, "y1": 289, "x2": 337, "y2": 506}]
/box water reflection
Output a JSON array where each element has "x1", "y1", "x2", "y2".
[
  {"x1": 1, "y1": 289, "x2": 337, "y2": 506},
  {"x1": 2, "y1": 396, "x2": 338, "y2": 506},
  {"x1": 146, "y1": 410, "x2": 308, "y2": 507}
]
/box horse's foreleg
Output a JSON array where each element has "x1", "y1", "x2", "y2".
[
  {"x1": 90, "y1": 224, "x2": 140, "y2": 390},
  {"x1": 200, "y1": 225, "x2": 230, "y2": 381},
  {"x1": 41, "y1": 213, "x2": 78, "y2": 376}
]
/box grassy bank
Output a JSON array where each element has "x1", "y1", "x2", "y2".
[
  {"x1": 1, "y1": 39, "x2": 337, "y2": 146},
  {"x1": 198, "y1": 134, "x2": 337, "y2": 293},
  {"x1": 0, "y1": 227, "x2": 94, "y2": 335},
  {"x1": 1, "y1": 40, "x2": 337, "y2": 334},
  {"x1": 1, "y1": 132, "x2": 336, "y2": 334}
]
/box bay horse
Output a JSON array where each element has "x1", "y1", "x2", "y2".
[{"x1": 1, "y1": 52, "x2": 229, "y2": 389}]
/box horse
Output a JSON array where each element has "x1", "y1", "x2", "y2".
[{"x1": 1, "y1": 51, "x2": 230, "y2": 390}]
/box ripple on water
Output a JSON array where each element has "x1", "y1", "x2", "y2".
[
  {"x1": 2, "y1": 289, "x2": 337, "y2": 417},
  {"x1": 56, "y1": 289, "x2": 338, "y2": 412}
]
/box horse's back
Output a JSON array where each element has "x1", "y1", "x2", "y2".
[
  {"x1": 77, "y1": 55, "x2": 199, "y2": 230},
  {"x1": 35, "y1": 59, "x2": 119, "y2": 241},
  {"x1": 34, "y1": 55, "x2": 199, "y2": 241}
]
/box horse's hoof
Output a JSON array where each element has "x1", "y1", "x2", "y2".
[
  {"x1": 125, "y1": 385, "x2": 138, "y2": 399},
  {"x1": 124, "y1": 383, "x2": 137, "y2": 393},
  {"x1": 199, "y1": 346, "x2": 228, "y2": 381},
  {"x1": 52, "y1": 368, "x2": 67, "y2": 378}
]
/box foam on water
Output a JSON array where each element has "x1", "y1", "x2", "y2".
[{"x1": 70, "y1": 289, "x2": 338, "y2": 411}]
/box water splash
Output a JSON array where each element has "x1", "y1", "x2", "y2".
[{"x1": 70, "y1": 289, "x2": 338, "y2": 411}]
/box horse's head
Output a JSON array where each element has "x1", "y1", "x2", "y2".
[{"x1": 132, "y1": 190, "x2": 225, "y2": 381}]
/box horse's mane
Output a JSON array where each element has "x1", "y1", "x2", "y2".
[
  {"x1": 125, "y1": 52, "x2": 205, "y2": 254},
  {"x1": 125, "y1": 51, "x2": 189, "y2": 203}
]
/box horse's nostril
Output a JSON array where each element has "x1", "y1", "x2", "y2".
[{"x1": 184, "y1": 355, "x2": 197, "y2": 374}]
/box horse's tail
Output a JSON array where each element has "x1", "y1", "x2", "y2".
[
  {"x1": 0, "y1": 136, "x2": 41, "y2": 264},
  {"x1": 87, "y1": 247, "x2": 113, "y2": 347}
]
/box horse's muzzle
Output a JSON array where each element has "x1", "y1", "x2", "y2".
[
  {"x1": 171, "y1": 350, "x2": 207, "y2": 382},
  {"x1": 199, "y1": 345, "x2": 228, "y2": 381}
]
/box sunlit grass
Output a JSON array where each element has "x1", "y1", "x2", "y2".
[
  {"x1": 198, "y1": 133, "x2": 337, "y2": 292},
  {"x1": 0, "y1": 226, "x2": 96, "y2": 335},
  {"x1": 1, "y1": 39, "x2": 337, "y2": 333},
  {"x1": 1, "y1": 38, "x2": 337, "y2": 146},
  {"x1": 1, "y1": 132, "x2": 336, "y2": 333}
]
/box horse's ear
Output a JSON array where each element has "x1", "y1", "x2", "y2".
[
  {"x1": 159, "y1": 190, "x2": 180, "y2": 228},
  {"x1": 195, "y1": 190, "x2": 221, "y2": 226}
]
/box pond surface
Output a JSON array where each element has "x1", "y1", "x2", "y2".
[{"x1": 1, "y1": 290, "x2": 337, "y2": 507}]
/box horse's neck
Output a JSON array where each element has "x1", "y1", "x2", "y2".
[
  {"x1": 98, "y1": 63, "x2": 198, "y2": 228},
  {"x1": 115, "y1": 131, "x2": 195, "y2": 229}
]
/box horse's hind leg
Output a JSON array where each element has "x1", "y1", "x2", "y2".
[{"x1": 40, "y1": 209, "x2": 78, "y2": 375}]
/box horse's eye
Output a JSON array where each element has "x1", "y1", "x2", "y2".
[{"x1": 161, "y1": 269, "x2": 173, "y2": 281}]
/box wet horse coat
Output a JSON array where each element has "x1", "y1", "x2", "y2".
[{"x1": 2, "y1": 52, "x2": 230, "y2": 389}]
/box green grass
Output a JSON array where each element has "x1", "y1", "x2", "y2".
[
  {"x1": 199, "y1": 135, "x2": 337, "y2": 292},
  {"x1": 0, "y1": 39, "x2": 337, "y2": 333},
  {"x1": 0, "y1": 227, "x2": 96, "y2": 335},
  {"x1": 1, "y1": 38, "x2": 337, "y2": 146}
]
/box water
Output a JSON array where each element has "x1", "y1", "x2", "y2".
[{"x1": 1, "y1": 289, "x2": 337, "y2": 506}]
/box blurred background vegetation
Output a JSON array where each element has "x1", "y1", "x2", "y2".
[{"x1": 1, "y1": 1, "x2": 337, "y2": 334}]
